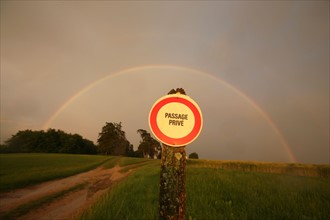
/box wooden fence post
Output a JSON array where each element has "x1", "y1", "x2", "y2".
[
  {"x1": 159, "y1": 143, "x2": 186, "y2": 220},
  {"x1": 149, "y1": 88, "x2": 202, "y2": 220}
]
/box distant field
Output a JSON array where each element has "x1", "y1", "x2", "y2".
[
  {"x1": 0, "y1": 153, "x2": 109, "y2": 192},
  {"x1": 1, "y1": 154, "x2": 329, "y2": 219},
  {"x1": 187, "y1": 159, "x2": 330, "y2": 177}
]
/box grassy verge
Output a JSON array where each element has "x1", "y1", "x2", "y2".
[
  {"x1": 0, "y1": 153, "x2": 110, "y2": 192},
  {"x1": 80, "y1": 159, "x2": 330, "y2": 220},
  {"x1": 186, "y1": 167, "x2": 330, "y2": 220},
  {"x1": 1, "y1": 183, "x2": 86, "y2": 220},
  {"x1": 1, "y1": 154, "x2": 329, "y2": 219},
  {"x1": 100, "y1": 156, "x2": 160, "y2": 172},
  {"x1": 80, "y1": 159, "x2": 160, "y2": 220}
]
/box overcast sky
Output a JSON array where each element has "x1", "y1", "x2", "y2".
[{"x1": 1, "y1": 1, "x2": 329, "y2": 164}]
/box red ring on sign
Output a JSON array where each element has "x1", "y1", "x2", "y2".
[{"x1": 149, "y1": 96, "x2": 202, "y2": 146}]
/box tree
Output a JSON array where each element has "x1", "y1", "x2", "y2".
[
  {"x1": 3, "y1": 129, "x2": 97, "y2": 154},
  {"x1": 189, "y1": 152, "x2": 199, "y2": 159},
  {"x1": 97, "y1": 122, "x2": 131, "y2": 156},
  {"x1": 125, "y1": 142, "x2": 135, "y2": 157},
  {"x1": 137, "y1": 129, "x2": 161, "y2": 158},
  {"x1": 4, "y1": 129, "x2": 39, "y2": 153}
]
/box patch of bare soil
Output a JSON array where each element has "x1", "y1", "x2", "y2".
[{"x1": 0, "y1": 166, "x2": 131, "y2": 220}]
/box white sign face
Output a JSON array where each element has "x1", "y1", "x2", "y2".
[
  {"x1": 156, "y1": 102, "x2": 195, "y2": 139},
  {"x1": 149, "y1": 94, "x2": 203, "y2": 147}
]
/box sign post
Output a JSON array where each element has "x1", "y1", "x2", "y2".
[{"x1": 149, "y1": 88, "x2": 203, "y2": 220}]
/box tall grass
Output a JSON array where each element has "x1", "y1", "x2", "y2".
[
  {"x1": 80, "y1": 159, "x2": 160, "y2": 220},
  {"x1": 0, "y1": 153, "x2": 109, "y2": 192},
  {"x1": 186, "y1": 167, "x2": 330, "y2": 220},
  {"x1": 80, "y1": 159, "x2": 330, "y2": 220},
  {"x1": 1, "y1": 154, "x2": 329, "y2": 219}
]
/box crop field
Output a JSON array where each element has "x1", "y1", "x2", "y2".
[{"x1": 0, "y1": 154, "x2": 329, "y2": 219}]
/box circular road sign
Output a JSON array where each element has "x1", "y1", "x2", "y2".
[{"x1": 149, "y1": 94, "x2": 203, "y2": 147}]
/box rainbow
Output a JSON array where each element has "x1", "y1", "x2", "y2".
[{"x1": 43, "y1": 65, "x2": 297, "y2": 162}]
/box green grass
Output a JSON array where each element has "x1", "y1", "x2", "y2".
[
  {"x1": 80, "y1": 159, "x2": 160, "y2": 220},
  {"x1": 186, "y1": 167, "x2": 330, "y2": 220},
  {"x1": 117, "y1": 156, "x2": 154, "y2": 167},
  {"x1": 80, "y1": 159, "x2": 330, "y2": 220},
  {"x1": 100, "y1": 156, "x2": 124, "y2": 169},
  {"x1": 100, "y1": 156, "x2": 153, "y2": 169},
  {"x1": 0, "y1": 153, "x2": 110, "y2": 192},
  {"x1": 100, "y1": 156, "x2": 159, "y2": 173},
  {"x1": 187, "y1": 159, "x2": 330, "y2": 177},
  {"x1": 1, "y1": 154, "x2": 329, "y2": 219}
]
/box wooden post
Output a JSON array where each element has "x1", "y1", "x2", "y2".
[
  {"x1": 159, "y1": 143, "x2": 186, "y2": 220},
  {"x1": 152, "y1": 88, "x2": 201, "y2": 220}
]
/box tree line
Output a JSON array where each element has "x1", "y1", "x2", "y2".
[
  {"x1": 1, "y1": 121, "x2": 199, "y2": 158},
  {"x1": 0, "y1": 122, "x2": 161, "y2": 158},
  {"x1": 1, "y1": 129, "x2": 96, "y2": 154}
]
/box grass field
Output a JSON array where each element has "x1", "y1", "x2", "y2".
[
  {"x1": 187, "y1": 159, "x2": 330, "y2": 178},
  {"x1": 186, "y1": 167, "x2": 330, "y2": 219},
  {"x1": 0, "y1": 153, "x2": 109, "y2": 192},
  {"x1": 80, "y1": 158, "x2": 330, "y2": 220},
  {"x1": 1, "y1": 154, "x2": 329, "y2": 219},
  {"x1": 80, "y1": 159, "x2": 160, "y2": 220}
]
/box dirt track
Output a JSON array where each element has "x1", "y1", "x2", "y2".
[{"x1": 0, "y1": 166, "x2": 131, "y2": 220}]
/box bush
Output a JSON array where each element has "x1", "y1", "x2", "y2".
[{"x1": 189, "y1": 152, "x2": 199, "y2": 159}]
